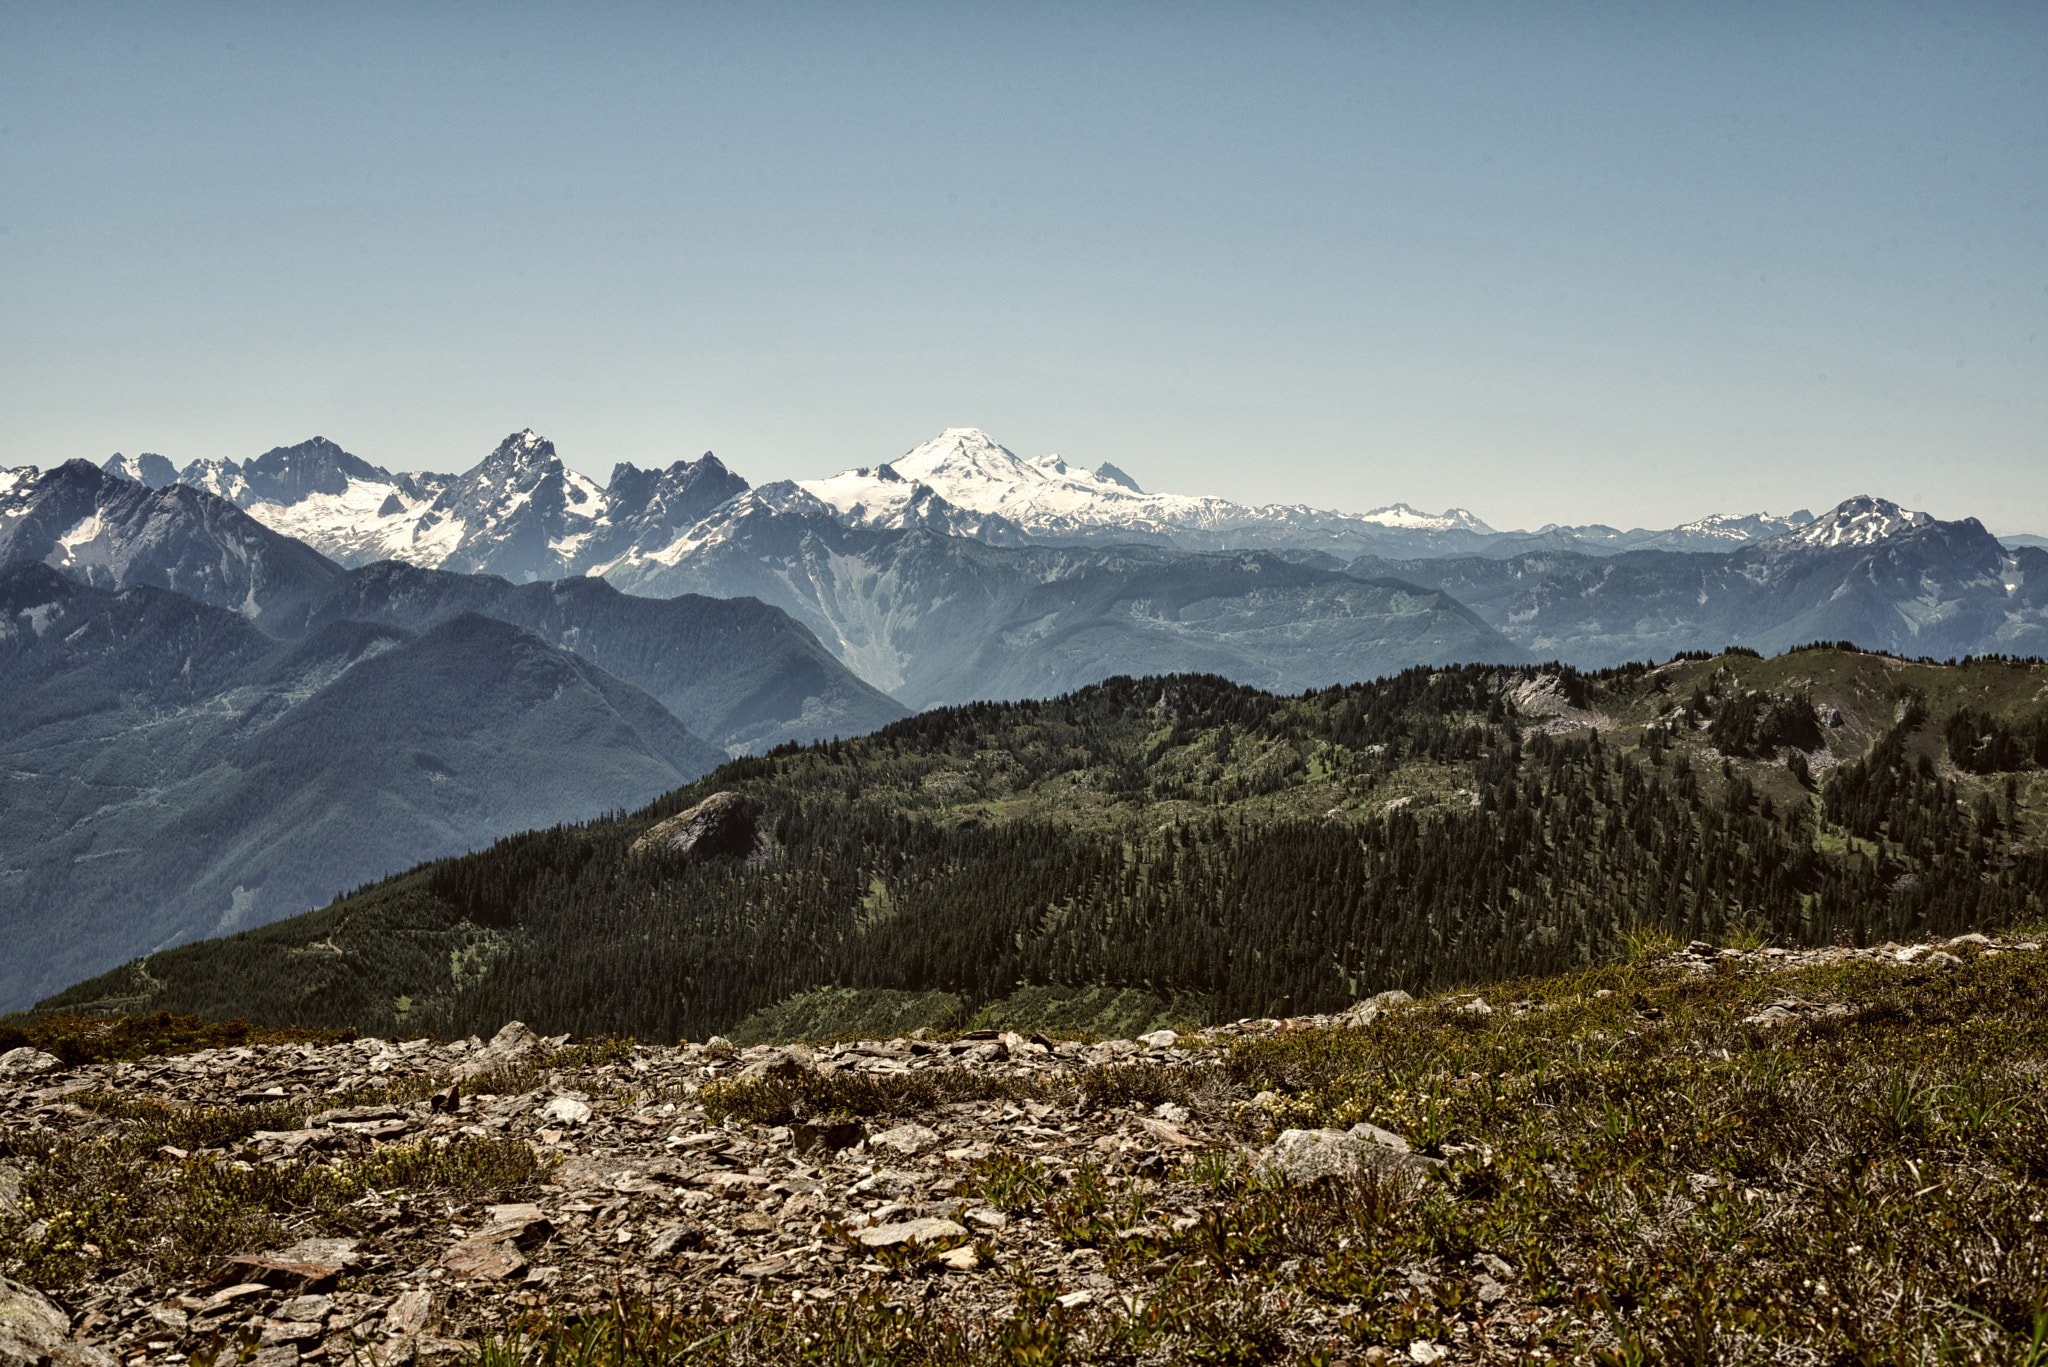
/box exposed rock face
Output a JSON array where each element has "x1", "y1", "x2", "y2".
[
  {"x1": 0, "y1": 1276, "x2": 118, "y2": 1367},
  {"x1": 630, "y1": 792, "x2": 774, "y2": 864}
]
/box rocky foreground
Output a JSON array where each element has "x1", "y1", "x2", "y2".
[{"x1": 2, "y1": 931, "x2": 2044, "y2": 1366}]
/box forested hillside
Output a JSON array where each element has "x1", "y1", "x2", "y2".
[{"x1": 28, "y1": 647, "x2": 2048, "y2": 1040}]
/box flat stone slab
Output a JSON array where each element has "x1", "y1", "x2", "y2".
[{"x1": 855, "y1": 1217, "x2": 968, "y2": 1249}]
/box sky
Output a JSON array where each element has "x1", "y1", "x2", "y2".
[{"x1": 3, "y1": 2, "x2": 2044, "y2": 533}]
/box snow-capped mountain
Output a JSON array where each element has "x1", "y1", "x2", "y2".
[
  {"x1": 0, "y1": 459, "x2": 342, "y2": 630},
  {"x1": 100, "y1": 452, "x2": 178, "y2": 489},
  {"x1": 1668, "y1": 509, "x2": 1817, "y2": 547},
  {"x1": 1356, "y1": 503, "x2": 1493, "y2": 533},
  {"x1": 176, "y1": 436, "x2": 459, "y2": 567},
  {"x1": 1477, "y1": 510, "x2": 1817, "y2": 557},
  {"x1": 59, "y1": 424, "x2": 1859, "y2": 585},
  {"x1": 180, "y1": 429, "x2": 609, "y2": 579},
  {"x1": 167, "y1": 431, "x2": 749, "y2": 584},
  {"x1": 1760, "y1": 495, "x2": 1931, "y2": 551},
  {"x1": 25, "y1": 425, "x2": 2036, "y2": 677},
  {"x1": 1348, "y1": 495, "x2": 2044, "y2": 665},
  {"x1": 795, "y1": 428, "x2": 1499, "y2": 554}
]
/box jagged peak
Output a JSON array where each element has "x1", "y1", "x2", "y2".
[
  {"x1": 486, "y1": 428, "x2": 557, "y2": 465},
  {"x1": 1095, "y1": 462, "x2": 1144, "y2": 494},
  {"x1": 257, "y1": 435, "x2": 351, "y2": 458},
  {"x1": 102, "y1": 452, "x2": 180, "y2": 489}
]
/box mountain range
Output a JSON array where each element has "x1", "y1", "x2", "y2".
[
  {"x1": 63, "y1": 426, "x2": 2046, "y2": 689},
  {"x1": 7, "y1": 424, "x2": 2047, "y2": 1009},
  {"x1": 1346, "y1": 497, "x2": 2048, "y2": 666},
  {"x1": 0, "y1": 462, "x2": 906, "y2": 1010},
  {"x1": 0, "y1": 562, "x2": 732, "y2": 1008},
  {"x1": 599, "y1": 506, "x2": 1520, "y2": 709},
  {"x1": 123, "y1": 426, "x2": 1832, "y2": 572},
  {"x1": 1, "y1": 458, "x2": 905, "y2": 753}
]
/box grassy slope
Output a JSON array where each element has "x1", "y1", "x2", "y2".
[{"x1": 696, "y1": 940, "x2": 2048, "y2": 1363}]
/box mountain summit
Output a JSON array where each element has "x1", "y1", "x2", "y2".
[
  {"x1": 1764, "y1": 495, "x2": 1934, "y2": 550},
  {"x1": 796, "y1": 428, "x2": 1503, "y2": 553}
]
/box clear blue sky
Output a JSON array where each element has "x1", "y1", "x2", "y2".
[{"x1": 4, "y1": 2, "x2": 2043, "y2": 532}]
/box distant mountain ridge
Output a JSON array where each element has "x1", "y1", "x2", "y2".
[
  {"x1": 11, "y1": 430, "x2": 2035, "y2": 690},
  {"x1": 22, "y1": 439, "x2": 1533, "y2": 708},
  {"x1": 3, "y1": 457, "x2": 901, "y2": 751},
  {"x1": 0, "y1": 455, "x2": 908, "y2": 1010},
  {"x1": 1349, "y1": 496, "x2": 2048, "y2": 665},
  {"x1": 0, "y1": 562, "x2": 729, "y2": 1010},
  {"x1": 1, "y1": 459, "x2": 345, "y2": 631},
  {"x1": 290, "y1": 561, "x2": 909, "y2": 752},
  {"x1": 603, "y1": 502, "x2": 1526, "y2": 709},
  {"x1": 173, "y1": 431, "x2": 750, "y2": 584},
  {"x1": 792, "y1": 427, "x2": 1506, "y2": 554},
  {"x1": 84, "y1": 426, "x2": 1838, "y2": 578}
]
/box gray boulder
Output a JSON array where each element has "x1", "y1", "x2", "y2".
[
  {"x1": 1, "y1": 1276, "x2": 117, "y2": 1367},
  {"x1": 869, "y1": 1123, "x2": 942, "y2": 1156},
  {"x1": 855, "y1": 1217, "x2": 967, "y2": 1249},
  {"x1": 1260, "y1": 1124, "x2": 1442, "y2": 1189},
  {"x1": 454, "y1": 1021, "x2": 555, "y2": 1079},
  {"x1": 1340, "y1": 990, "x2": 1414, "y2": 1025},
  {"x1": 738, "y1": 1046, "x2": 814, "y2": 1081},
  {"x1": 0, "y1": 1049, "x2": 59, "y2": 1077}
]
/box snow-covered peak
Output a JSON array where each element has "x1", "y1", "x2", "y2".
[
  {"x1": 802, "y1": 428, "x2": 1151, "y2": 524},
  {"x1": 482, "y1": 428, "x2": 560, "y2": 470},
  {"x1": 796, "y1": 427, "x2": 1518, "y2": 552},
  {"x1": 102, "y1": 452, "x2": 179, "y2": 489},
  {"x1": 1095, "y1": 462, "x2": 1143, "y2": 493},
  {"x1": 177, "y1": 458, "x2": 253, "y2": 506},
  {"x1": 1767, "y1": 496, "x2": 1931, "y2": 550},
  {"x1": 1665, "y1": 509, "x2": 1815, "y2": 545},
  {"x1": 1358, "y1": 503, "x2": 1494, "y2": 533}
]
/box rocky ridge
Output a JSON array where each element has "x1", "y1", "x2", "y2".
[{"x1": 2, "y1": 931, "x2": 2042, "y2": 1366}]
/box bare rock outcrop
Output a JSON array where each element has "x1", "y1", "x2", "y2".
[
  {"x1": 1, "y1": 1276, "x2": 117, "y2": 1367},
  {"x1": 629, "y1": 792, "x2": 774, "y2": 864}
]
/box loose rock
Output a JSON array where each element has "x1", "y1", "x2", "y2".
[
  {"x1": 869, "y1": 1123, "x2": 941, "y2": 1156},
  {"x1": 855, "y1": 1217, "x2": 969, "y2": 1249}
]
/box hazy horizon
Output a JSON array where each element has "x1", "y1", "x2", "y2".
[{"x1": 5, "y1": 3, "x2": 2042, "y2": 531}]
